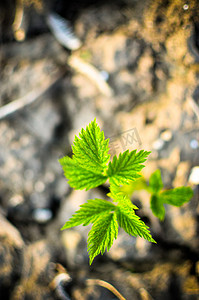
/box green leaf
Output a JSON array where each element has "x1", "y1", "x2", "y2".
[
  {"x1": 107, "y1": 150, "x2": 151, "y2": 186},
  {"x1": 160, "y1": 187, "x2": 193, "y2": 207},
  {"x1": 149, "y1": 169, "x2": 163, "y2": 194},
  {"x1": 150, "y1": 194, "x2": 165, "y2": 221},
  {"x1": 107, "y1": 184, "x2": 138, "y2": 209},
  {"x1": 107, "y1": 183, "x2": 122, "y2": 200},
  {"x1": 120, "y1": 177, "x2": 149, "y2": 197},
  {"x1": 59, "y1": 156, "x2": 107, "y2": 190},
  {"x1": 59, "y1": 119, "x2": 110, "y2": 190},
  {"x1": 88, "y1": 212, "x2": 118, "y2": 264},
  {"x1": 61, "y1": 199, "x2": 116, "y2": 229},
  {"x1": 72, "y1": 118, "x2": 110, "y2": 173},
  {"x1": 116, "y1": 203, "x2": 156, "y2": 243}
]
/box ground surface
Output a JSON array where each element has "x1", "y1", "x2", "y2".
[{"x1": 0, "y1": 0, "x2": 199, "y2": 299}]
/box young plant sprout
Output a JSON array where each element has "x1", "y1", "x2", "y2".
[{"x1": 59, "y1": 119, "x2": 193, "y2": 264}]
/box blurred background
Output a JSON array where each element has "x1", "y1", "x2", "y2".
[{"x1": 0, "y1": 0, "x2": 199, "y2": 299}]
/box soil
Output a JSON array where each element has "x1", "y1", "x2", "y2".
[{"x1": 0, "y1": 0, "x2": 199, "y2": 299}]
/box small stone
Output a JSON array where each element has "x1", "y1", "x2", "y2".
[
  {"x1": 100, "y1": 70, "x2": 109, "y2": 81},
  {"x1": 160, "y1": 130, "x2": 172, "y2": 141},
  {"x1": 183, "y1": 4, "x2": 189, "y2": 10},
  {"x1": 189, "y1": 139, "x2": 199, "y2": 149},
  {"x1": 9, "y1": 194, "x2": 24, "y2": 206},
  {"x1": 32, "y1": 208, "x2": 53, "y2": 223},
  {"x1": 188, "y1": 166, "x2": 199, "y2": 185},
  {"x1": 152, "y1": 138, "x2": 164, "y2": 150}
]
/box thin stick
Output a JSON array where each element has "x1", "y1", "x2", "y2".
[
  {"x1": 139, "y1": 288, "x2": 154, "y2": 300},
  {"x1": 12, "y1": 0, "x2": 26, "y2": 41},
  {"x1": 68, "y1": 56, "x2": 113, "y2": 97},
  {"x1": 12, "y1": 0, "x2": 24, "y2": 32},
  {"x1": 86, "y1": 279, "x2": 126, "y2": 300},
  {"x1": 0, "y1": 73, "x2": 63, "y2": 120}
]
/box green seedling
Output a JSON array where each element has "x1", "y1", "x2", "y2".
[
  {"x1": 122, "y1": 169, "x2": 193, "y2": 221},
  {"x1": 149, "y1": 169, "x2": 193, "y2": 220},
  {"x1": 59, "y1": 119, "x2": 192, "y2": 264}
]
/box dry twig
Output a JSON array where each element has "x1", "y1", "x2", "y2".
[{"x1": 86, "y1": 278, "x2": 126, "y2": 300}]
